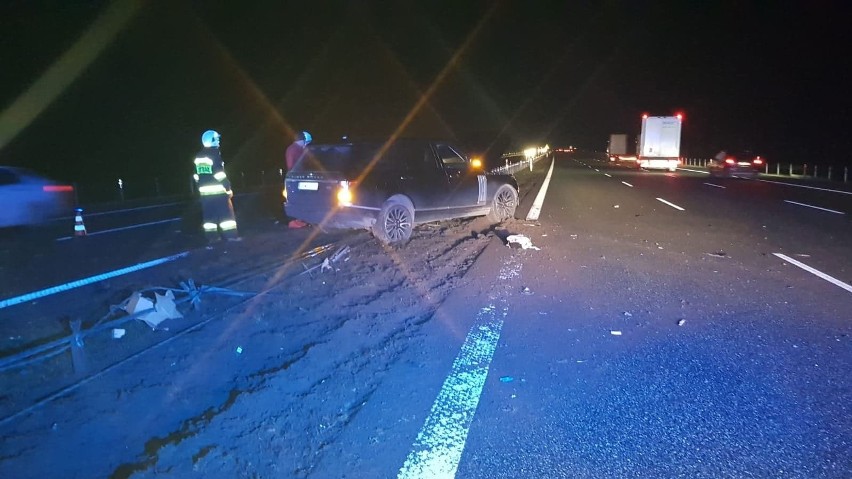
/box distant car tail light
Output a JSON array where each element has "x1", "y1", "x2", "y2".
[
  {"x1": 753, "y1": 157, "x2": 764, "y2": 165},
  {"x1": 725, "y1": 158, "x2": 736, "y2": 165},
  {"x1": 43, "y1": 185, "x2": 74, "y2": 192},
  {"x1": 337, "y1": 181, "x2": 353, "y2": 206}
]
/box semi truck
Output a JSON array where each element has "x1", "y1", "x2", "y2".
[
  {"x1": 607, "y1": 133, "x2": 636, "y2": 164},
  {"x1": 637, "y1": 114, "x2": 682, "y2": 171}
]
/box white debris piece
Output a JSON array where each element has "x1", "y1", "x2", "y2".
[
  {"x1": 610, "y1": 330, "x2": 623, "y2": 336},
  {"x1": 123, "y1": 290, "x2": 182, "y2": 329},
  {"x1": 506, "y1": 234, "x2": 541, "y2": 250},
  {"x1": 112, "y1": 328, "x2": 126, "y2": 339},
  {"x1": 677, "y1": 319, "x2": 686, "y2": 326}
]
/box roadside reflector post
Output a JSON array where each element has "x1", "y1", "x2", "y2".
[
  {"x1": 789, "y1": 163, "x2": 793, "y2": 176},
  {"x1": 765, "y1": 163, "x2": 769, "y2": 174},
  {"x1": 803, "y1": 164, "x2": 808, "y2": 176},
  {"x1": 69, "y1": 319, "x2": 89, "y2": 376},
  {"x1": 117, "y1": 178, "x2": 125, "y2": 202},
  {"x1": 844, "y1": 167, "x2": 848, "y2": 183},
  {"x1": 776, "y1": 163, "x2": 780, "y2": 175},
  {"x1": 74, "y1": 208, "x2": 87, "y2": 237},
  {"x1": 828, "y1": 166, "x2": 832, "y2": 180},
  {"x1": 814, "y1": 165, "x2": 818, "y2": 178}
]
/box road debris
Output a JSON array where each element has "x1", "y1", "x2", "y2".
[
  {"x1": 499, "y1": 376, "x2": 514, "y2": 383},
  {"x1": 506, "y1": 234, "x2": 540, "y2": 250},
  {"x1": 112, "y1": 329, "x2": 125, "y2": 339},
  {"x1": 706, "y1": 251, "x2": 727, "y2": 258},
  {"x1": 521, "y1": 286, "x2": 534, "y2": 295},
  {"x1": 677, "y1": 319, "x2": 686, "y2": 326},
  {"x1": 123, "y1": 290, "x2": 183, "y2": 329},
  {"x1": 610, "y1": 330, "x2": 623, "y2": 336}
]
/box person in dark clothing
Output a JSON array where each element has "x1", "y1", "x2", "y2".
[
  {"x1": 285, "y1": 130, "x2": 312, "y2": 171},
  {"x1": 194, "y1": 129, "x2": 239, "y2": 241}
]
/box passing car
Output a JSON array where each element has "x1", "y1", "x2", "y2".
[
  {"x1": 707, "y1": 151, "x2": 765, "y2": 178},
  {"x1": 0, "y1": 167, "x2": 75, "y2": 229},
  {"x1": 284, "y1": 139, "x2": 519, "y2": 244}
]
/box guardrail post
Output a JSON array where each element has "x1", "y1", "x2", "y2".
[
  {"x1": 789, "y1": 163, "x2": 793, "y2": 176},
  {"x1": 765, "y1": 163, "x2": 769, "y2": 174},
  {"x1": 828, "y1": 166, "x2": 832, "y2": 180},
  {"x1": 814, "y1": 165, "x2": 818, "y2": 178},
  {"x1": 845, "y1": 167, "x2": 848, "y2": 183},
  {"x1": 803, "y1": 164, "x2": 808, "y2": 176},
  {"x1": 154, "y1": 177, "x2": 161, "y2": 196},
  {"x1": 776, "y1": 163, "x2": 780, "y2": 175}
]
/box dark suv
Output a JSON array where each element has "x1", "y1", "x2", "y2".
[{"x1": 284, "y1": 139, "x2": 519, "y2": 244}]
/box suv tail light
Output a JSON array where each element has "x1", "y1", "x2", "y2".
[
  {"x1": 337, "y1": 181, "x2": 353, "y2": 206},
  {"x1": 724, "y1": 158, "x2": 735, "y2": 165},
  {"x1": 753, "y1": 157, "x2": 763, "y2": 165}
]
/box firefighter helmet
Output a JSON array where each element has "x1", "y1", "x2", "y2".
[{"x1": 201, "y1": 130, "x2": 221, "y2": 148}]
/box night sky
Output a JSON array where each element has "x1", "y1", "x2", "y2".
[{"x1": 1, "y1": 1, "x2": 850, "y2": 202}]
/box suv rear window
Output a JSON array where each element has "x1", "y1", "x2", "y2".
[{"x1": 291, "y1": 142, "x2": 433, "y2": 176}]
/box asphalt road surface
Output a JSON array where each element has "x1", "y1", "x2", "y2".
[{"x1": 1, "y1": 154, "x2": 850, "y2": 478}]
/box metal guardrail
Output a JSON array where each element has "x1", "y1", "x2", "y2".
[
  {"x1": 490, "y1": 153, "x2": 550, "y2": 175},
  {"x1": 682, "y1": 158, "x2": 850, "y2": 183}
]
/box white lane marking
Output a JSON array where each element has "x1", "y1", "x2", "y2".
[
  {"x1": 678, "y1": 168, "x2": 709, "y2": 174},
  {"x1": 759, "y1": 179, "x2": 852, "y2": 195},
  {"x1": 604, "y1": 173, "x2": 612, "y2": 178},
  {"x1": 0, "y1": 251, "x2": 189, "y2": 310},
  {"x1": 621, "y1": 181, "x2": 634, "y2": 188},
  {"x1": 656, "y1": 198, "x2": 685, "y2": 211},
  {"x1": 594, "y1": 168, "x2": 599, "y2": 172},
  {"x1": 783, "y1": 200, "x2": 845, "y2": 215},
  {"x1": 773, "y1": 253, "x2": 852, "y2": 293},
  {"x1": 399, "y1": 257, "x2": 521, "y2": 479},
  {"x1": 704, "y1": 183, "x2": 726, "y2": 189},
  {"x1": 525, "y1": 159, "x2": 555, "y2": 221},
  {"x1": 56, "y1": 217, "x2": 181, "y2": 241}
]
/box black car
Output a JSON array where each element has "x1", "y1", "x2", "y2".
[
  {"x1": 707, "y1": 151, "x2": 765, "y2": 178},
  {"x1": 284, "y1": 139, "x2": 519, "y2": 244}
]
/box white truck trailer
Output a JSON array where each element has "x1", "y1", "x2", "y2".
[
  {"x1": 637, "y1": 114, "x2": 682, "y2": 171},
  {"x1": 607, "y1": 133, "x2": 636, "y2": 164}
]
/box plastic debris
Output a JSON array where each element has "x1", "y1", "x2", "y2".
[
  {"x1": 623, "y1": 311, "x2": 632, "y2": 317},
  {"x1": 614, "y1": 205, "x2": 620, "y2": 208},
  {"x1": 236, "y1": 346, "x2": 243, "y2": 354},
  {"x1": 112, "y1": 329, "x2": 126, "y2": 339},
  {"x1": 706, "y1": 251, "x2": 727, "y2": 258},
  {"x1": 610, "y1": 330, "x2": 623, "y2": 336},
  {"x1": 499, "y1": 376, "x2": 514, "y2": 383},
  {"x1": 677, "y1": 319, "x2": 686, "y2": 326},
  {"x1": 122, "y1": 290, "x2": 183, "y2": 329},
  {"x1": 506, "y1": 234, "x2": 540, "y2": 250},
  {"x1": 521, "y1": 287, "x2": 533, "y2": 295}
]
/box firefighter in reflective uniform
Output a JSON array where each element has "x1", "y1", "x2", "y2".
[{"x1": 194, "y1": 130, "x2": 239, "y2": 241}]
